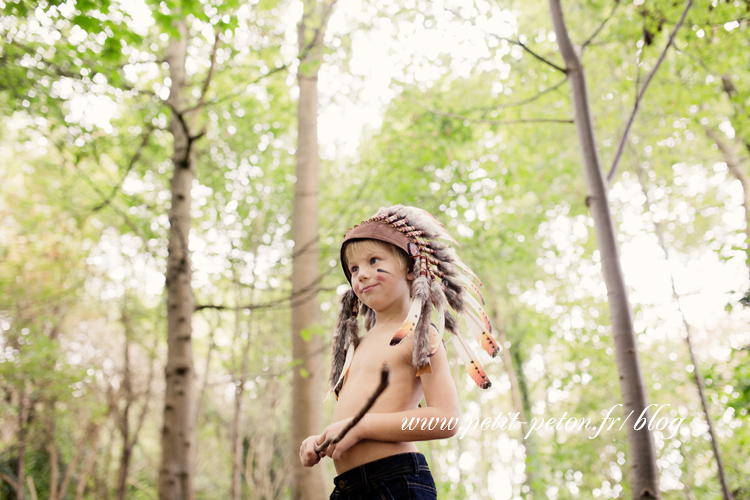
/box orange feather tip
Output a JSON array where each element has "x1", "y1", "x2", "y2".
[
  {"x1": 466, "y1": 361, "x2": 491, "y2": 389},
  {"x1": 390, "y1": 322, "x2": 414, "y2": 345},
  {"x1": 479, "y1": 332, "x2": 500, "y2": 358},
  {"x1": 416, "y1": 362, "x2": 433, "y2": 377}
]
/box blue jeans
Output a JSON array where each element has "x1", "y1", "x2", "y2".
[{"x1": 329, "y1": 452, "x2": 438, "y2": 500}]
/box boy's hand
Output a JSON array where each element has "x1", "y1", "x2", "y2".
[
  {"x1": 299, "y1": 434, "x2": 325, "y2": 467},
  {"x1": 320, "y1": 417, "x2": 358, "y2": 461}
]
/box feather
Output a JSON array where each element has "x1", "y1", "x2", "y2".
[
  {"x1": 479, "y1": 330, "x2": 501, "y2": 358},
  {"x1": 411, "y1": 276, "x2": 433, "y2": 368},
  {"x1": 416, "y1": 327, "x2": 442, "y2": 377},
  {"x1": 416, "y1": 362, "x2": 432, "y2": 377},
  {"x1": 391, "y1": 296, "x2": 422, "y2": 346},
  {"x1": 430, "y1": 280, "x2": 447, "y2": 335},
  {"x1": 363, "y1": 305, "x2": 375, "y2": 331},
  {"x1": 324, "y1": 342, "x2": 355, "y2": 402},
  {"x1": 390, "y1": 205, "x2": 460, "y2": 246},
  {"x1": 453, "y1": 258, "x2": 483, "y2": 286},
  {"x1": 329, "y1": 290, "x2": 359, "y2": 390},
  {"x1": 442, "y1": 276, "x2": 466, "y2": 314},
  {"x1": 451, "y1": 333, "x2": 492, "y2": 389},
  {"x1": 438, "y1": 247, "x2": 482, "y2": 286},
  {"x1": 444, "y1": 311, "x2": 458, "y2": 335},
  {"x1": 464, "y1": 311, "x2": 500, "y2": 358},
  {"x1": 455, "y1": 273, "x2": 485, "y2": 305},
  {"x1": 410, "y1": 208, "x2": 460, "y2": 246},
  {"x1": 464, "y1": 295, "x2": 492, "y2": 332}
]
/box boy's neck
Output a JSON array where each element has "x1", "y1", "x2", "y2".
[{"x1": 371, "y1": 296, "x2": 411, "y2": 330}]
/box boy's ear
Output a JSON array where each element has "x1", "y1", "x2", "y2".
[{"x1": 406, "y1": 269, "x2": 414, "y2": 281}]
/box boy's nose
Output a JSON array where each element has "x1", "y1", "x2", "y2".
[{"x1": 358, "y1": 268, "x2": 371, "y2": 279}]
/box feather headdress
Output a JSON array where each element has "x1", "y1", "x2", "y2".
[{"x1": 328, "y1": 205, "x2": 499, "y2": 398}]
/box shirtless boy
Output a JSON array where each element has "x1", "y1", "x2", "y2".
[{"x1": 299, "y1": 206, "x2": 497, "y2": 499}]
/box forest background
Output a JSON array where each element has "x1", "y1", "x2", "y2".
[{"x1": 1, "y1": 0, "x2": 750, "y2": 499}]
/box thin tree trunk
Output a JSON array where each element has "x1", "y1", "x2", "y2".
[
  {"x1": 704, "y1": 126, "x2": 750, "y2": 280},
  {"x1": 511, "y1": 348, "x2": 543, "y2": 500},
  {"x1": 56, "y1": 422, "x2": 97, "y2": 499},
  {"x1": 74, "y1": 426, "x2": 101, "y2": 500},
  {"x1": 230, "y1": 280, "x2": 251, "y2": 500},
  {"x1": 159, "y1": 19, "x2": 196, "y2": 500},
  {"x1": 291, "y1": 1, "x2": 336, "y2": 498},
  {"x1": 117, "y1": 309, "x2": 133, "y2": 500},
  {"x1": 548, "y1": 2, "x2": 660, "y2": 497},
  {"x1": 492, "y1": 309, "x2": 539, "y2": 498},
  {"x1": 193, "y1": 317, "x2": 217, "y2": 429},
  {"x1": 17, "y1": 386, "x2": 29, "y2": 500},
  {"x1": 26, "y1": 477, "x2": 37, "y2": 500},
  {"x1": 634, "y1": 162, "x2": 734, "y2": 500}
]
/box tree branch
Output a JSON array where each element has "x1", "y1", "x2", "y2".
[
  {"x1": 444, "y1": 7, "x2": 566, "y2": 73},
  {"x1": 195, "y1": 284, "x2": 337, "y2": 312},
  {"x1": 582, "y1": 2, "x2": 620, "y2": 49},
  {"x1": 606, "y1": 0, "x2": 694, "y2": 185},
  {"x1": 0, "y1": 471, "x2": 18, "y2": 492},
  {"x1": 419, "y1": 102, "x2": 572, "y2": 125},
  {"x1": 197, "y1": 33, "x2": 221, "y2": 108},
  {"x1": 461, "y1": 78, "x2": 568, "y2": 114},
  {"x1": 90, "y1": 125, "x2": 154, "y2": 213},
  {"x1": 496, "y1": 35, "x2": 568, "y2": 74},
  {"x1": 315, "y1": 364, "x2": 390, "y2": 453}
]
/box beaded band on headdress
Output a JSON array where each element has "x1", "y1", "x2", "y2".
[{"x1": 328, "y1": 205, "x2": 499, "y2": 399}]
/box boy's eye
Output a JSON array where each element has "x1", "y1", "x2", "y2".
[
  {"x1": 350, "y1": 266, "x2": 358, "y2": 273},
  {"x1": 370, "y1": 257, "x2": 379, "y2": 265}
]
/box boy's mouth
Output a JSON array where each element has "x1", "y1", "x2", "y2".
[{"x1": 361, "y1": 284, "x2": 378, "y2": 293}]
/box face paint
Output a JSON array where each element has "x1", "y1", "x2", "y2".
[{"x1": 376, "y1": 269, "x2": 390, "y2": 282}]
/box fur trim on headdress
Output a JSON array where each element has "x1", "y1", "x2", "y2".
[
  {"x1": 362, "y1": 304, "x2": 376, "y2": 331},
  {"x1": 329, "y1": 289, "x2": 360, "y2": 397},
  {"x1": 330, "y1": 205, "x2": 499, "y2": 392}
]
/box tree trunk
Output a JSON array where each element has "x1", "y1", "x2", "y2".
[
  {"x1": 704, "y1": 126, "x2": 750, "y2": 280},
  {"x1": 117, "y1": 310, "x2": 133, "y2": 500},
  {"x1": 74, "y1": 426, "x2": 101, "y2": 500},
  {"x1": 159, "y1": 19, "x2": 196, "y2": 500},
  {"x1": 291, "y1": 2, "x2": 336, "y2": 498},
  {"x1": 492, "y1": 307, "x2": 540, "y2": 499},
  {"x1": 230, "y1": 281, "x2": 251, "y2": 500},
  {"x1": 16, "y1": 386, "x2": 29, "y2": 500},
  {"x1": 547, "y1": 2, "x2": 660, "y2": 498},
  {"x1": 635, "y1": 163, "x2": 734, "y2": 499},
  {"x1": 57, "y1": 422, "x2": 97, "y2": 500}
]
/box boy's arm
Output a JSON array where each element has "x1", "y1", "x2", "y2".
[{"x1": 322, "y1": 332, "x2": 460, "y2": 460}]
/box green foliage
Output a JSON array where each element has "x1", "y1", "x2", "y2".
[{"x1": 1, "y1": 0, "x2": 750, "y2": 497}]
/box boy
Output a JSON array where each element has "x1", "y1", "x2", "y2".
[{"x1": 299, "y1": 205, "x2": 497, "y2": 499}]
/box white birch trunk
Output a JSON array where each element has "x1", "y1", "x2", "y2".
[
  {"x1": 290, "y1": 2, "x2": 335, "y2": 498},
  {"x1": 159, "y1": 19, "x2": 196, "y2": 500}
]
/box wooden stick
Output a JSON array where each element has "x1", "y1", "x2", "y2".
[{"x1": 315, "y1": 364, "x2": 390, "y2": 454}]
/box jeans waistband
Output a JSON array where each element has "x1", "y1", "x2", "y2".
[{"x1": 332, "y1": 453, "x2": 429, "y2": 492}]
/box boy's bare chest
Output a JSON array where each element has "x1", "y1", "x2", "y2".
[{"x1": 348, "y1": 331, "x2": 413, "y2": 378}]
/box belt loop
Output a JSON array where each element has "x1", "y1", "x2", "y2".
[
  {"x1": 412, "y1": 453, "x2": 419, "y2": 477},
  {"x1": 361, "y1": 462, "x2": 368, "y2": 487}
]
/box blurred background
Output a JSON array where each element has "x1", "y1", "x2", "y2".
[{"x1": 1, "y1": 0, "x2": 749, "y2": 498}]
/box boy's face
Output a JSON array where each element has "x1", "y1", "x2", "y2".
[{"x1": 345, "y1": 241, "x2": 412, "y2": 313}]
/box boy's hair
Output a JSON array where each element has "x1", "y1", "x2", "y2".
[{"x1": 342, "y1": 239, "x2": 410, "y2": 277}]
